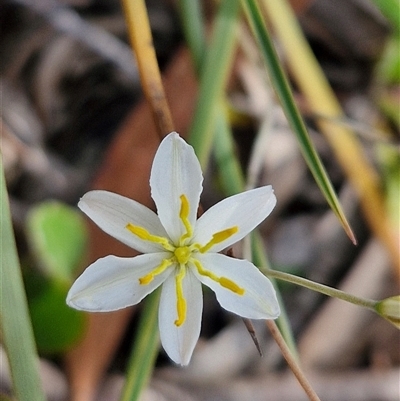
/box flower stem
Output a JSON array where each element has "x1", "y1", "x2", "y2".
[
  {"x1": 264, "y1": 268, "x2": 377, "y2": 310},
  {"x1": 121, "y1": 0, "x2": 174, "y2": 137},
  {"x1": 266, "y1": 321, "x2": 321, "y2": 401}
]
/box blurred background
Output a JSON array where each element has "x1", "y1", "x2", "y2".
[{"x1": 1, "y1": 0, "x2": 399, "y2": 400}]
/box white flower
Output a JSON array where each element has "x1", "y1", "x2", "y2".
[{"x1": 67, "y1": 132, "x2": 280, "y2": 365}]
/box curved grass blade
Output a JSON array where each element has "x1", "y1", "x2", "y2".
[
  {"x1": 260, "y1": 0, "x2": 399, "y2": 269},
  {"x1": 241, "y1": 0, "x2": 356, "y2": 244}
]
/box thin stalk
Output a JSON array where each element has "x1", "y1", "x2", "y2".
[
  {"x1": 251, "y1": 233, "x2": 299, "y2": 360},
  {"x1": 120, "y1": 291, "x2": 160, "y2": 401},
  {"x1": 264, "y1": 268, "x2": 377, "y2": 310},
  {"x1": 121, "y1": 0, "x2": 174, "y2": 137},
  {"x1": 266, "y1": 321, "x2": 321, "y2": 401}
]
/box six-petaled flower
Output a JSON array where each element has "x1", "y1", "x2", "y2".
[{"x1": 67, "y1": 132, "x2": 280, "y2": 365}]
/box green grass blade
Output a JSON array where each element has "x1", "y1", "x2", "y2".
[
  {"x1": 241, "y1": 0, "x2": 356, "y2": 244},
  {"x1": 120, "y1": 290, "x2": 160, "y2": 401},
  {"x1": 177, "y1": 0, "x2": 206, "y2": 73},
  {"x1": 188, "y1": 0, "x2": 241, "y2": 168},
  {"x1": 0, "y1": 157, "x2": 46, "y2": 401}
]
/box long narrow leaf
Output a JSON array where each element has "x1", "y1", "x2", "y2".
[
  {"x1": 177, "y1": 0, "x2": 206, "y2": 73},
  {"x1": 0, "y1": 157, "x2": 46, "y2": 401},
  {"x1": 188, "y1": 0, "x2": 241, "y2": 168},
  {"x1": 261, "y1": 0, "x2": 399, "y2": 269},
  {"x1": 241, "y1": 0, "x2": 356, "y2": 244}
]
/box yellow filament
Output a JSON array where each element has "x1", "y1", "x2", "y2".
[
  {"x1": 179, "y1": 194, "x2": 193, "y2": 242},
  {"x1": 126, "y1": 223, "x2": 174, "y2": 251},
  {"x1": 199, "y1": 226, "x2": 238, "y2": 253},
  {"x1": 139, "y1": 258, "x2": 174, "y2": 285},
  {"x1": 174, "y1": 266, "x2": 187, "y2": 326},
  {"x1": 193, "y1": 260, "x2": 245, "y2": 295}
]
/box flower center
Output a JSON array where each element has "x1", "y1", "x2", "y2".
[
  {"x1": 126, "y1": 193, "x2": 244, "y2": 328},
  {"x1": 174, "y1": 246, "x2": 191, "y2": 265}
]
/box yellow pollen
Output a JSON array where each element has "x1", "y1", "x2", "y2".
[
  {"x1": 126, "y1": 223, "x2": 174, "y2": 251},
  {"x1": 174, "y1": 266, "x2": 187, "y2": 326},
  {"x1": 174, "y1": 246, "x2": 191, "y2": 265},
  {"x1": 199, "y1": 226, "x2": 238, "y2": 253},
  {"x1": 179, "y1": 194, "x2": 193, "y2": 243},
  {"x1": 139, "y1": 258, "x2": 174, "y2": 285},
  {"x1": 193, "y1": 260, "x2": 245, "y2": 295}
]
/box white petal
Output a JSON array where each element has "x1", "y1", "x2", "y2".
[
  {"x1": 67, "y1": 253, "x2": 173, "y2": 312},
  {"x1": 193, "y1": 186, "x2": 276, "y2": 253},
  {"x1": 193, "y1": 253, "x2": 280, "y2": 319},
  {"x1": 159, "y1": 268, "x2": 203, "y2": 365},
  {"x1": 150, "y1": 132, "x2": 203, "y2": 244},
  {"x1": 79, "y1": 190, "x2": 169, "y2": 253}
]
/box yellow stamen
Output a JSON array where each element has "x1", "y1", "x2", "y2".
[
  {"x1": 199, "y1": 226, "x2": 238, "y2": 253},
  {"x1": 193, "y1": 260, "x2": 245, "y2": 295},
  {"x1": 174, "y1": 266, "x2": 187, "y2": 326},
  {"x1": 139, "y1": 258, "x2": 174, "y2": 285},
  {"x1": 219, "y1": 277, "x2": 245, "y2": 295},
  {"x1": 179, "y1": 194, "x2": 193, "y2": 242},
  {"x1": 126, "y1": 223, "x2": 174, "y2": 251}
]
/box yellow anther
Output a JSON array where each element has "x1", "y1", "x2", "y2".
[
  {"x1": 126, "y1": 223, "x2": 174, "y2": 251},
  {"x1": 174, "y1": 266, "x2": 187, "y2": 326},
  {"x1": 179, "y1": 194, "x2": 193, "y2": 242},
  {"x1": 139, "y1": 258, "x2": 174, "y2": 285},
  {"x1": 219, "y1": 277, "x2": 245, "y2": 295},
  {"x1": 174, "y1": 246, "x2": 191, "y2": 265},
  {"x1": 199, "y1": 226, "x2": 238, "y2": 253},
  {"x1": 194, "y1": 260, "x2": 245, "y2": 296}
]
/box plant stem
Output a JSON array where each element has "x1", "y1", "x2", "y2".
[
  {"x1": 121, "y1": 0, "x2": 174, "y2": 138},
  {"x1": 264, "y1": 268, "x2": 377, "y2": 310},
  {"x1": 266, "y1": 321, "x2": 321, "y2": 401}
]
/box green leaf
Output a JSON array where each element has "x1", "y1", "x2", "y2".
[
  {"x1": 26, "y1": 201, "x2": 88, "y2": 282},
  {"x1": 0, "y1": 156, "x2": 46, "y2": 401},
  {"x1": 241, "y1": 0, "x2": 356, "y2": 244},
  {"x1": 25, "y1": 273, "x2": 87, "y2": 354},
  {"x1": 377, "y1": 36, "x2": 400, "y2": 85},
  {"x1": 188, "y1": 0, "x2": 241, "y2": 169}
]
